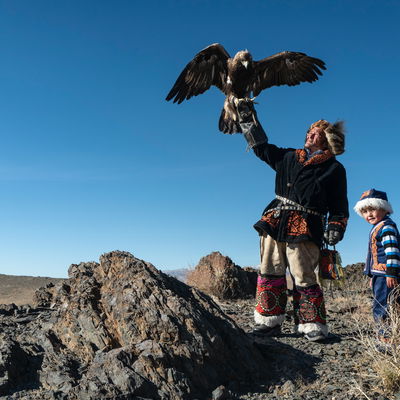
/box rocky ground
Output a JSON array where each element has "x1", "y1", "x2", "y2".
[
  {"x1": 0, "y1": 256, "x2": 396, "y2": 400},
  {"x1": 215, "y1": 291, "x2": 379, "y2": 400}
]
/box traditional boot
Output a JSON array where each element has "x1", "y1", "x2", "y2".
[
  {"x1": 253, "y1": 275, "x2": 287, "y2": 335},
  {"x1": 297, "y1": 284, "x2": 328, "y2": 341}
]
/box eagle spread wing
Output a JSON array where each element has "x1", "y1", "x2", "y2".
[
  {"x1": 252, "y1": 51, "x2": 326, "y2": 97},
  {"x1": 166, "y1": 43, "x2": 230, "y2": 104}
]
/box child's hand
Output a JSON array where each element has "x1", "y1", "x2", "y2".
[{"x1": 386, "y1": 277, "x2": 399, "y2": 288}]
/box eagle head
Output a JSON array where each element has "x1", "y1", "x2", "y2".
[{"x1": 234, "y1": 50, "x2": 252, "y2": 69}]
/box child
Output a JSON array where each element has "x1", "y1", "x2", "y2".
[{"x1": 354, "y1": 189, "x2": 400, "y2": 339}]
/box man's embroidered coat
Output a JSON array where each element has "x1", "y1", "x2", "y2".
[{"x1": 252, "y1": 143, "x2": 349, "y2": 247}]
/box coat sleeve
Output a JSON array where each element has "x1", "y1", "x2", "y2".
[
  {"x1": 252, "y1": 142, "x2": 295, "y2": 171},
  {"x1": 380, "y1": 225, "x2": 400, "y2": 278},
  {"x1": 326, "y1": 163, "x2": 349, "y2": 239},
  {"x1": 237, "y1": 105, "x2": 294, "y2": 170}
]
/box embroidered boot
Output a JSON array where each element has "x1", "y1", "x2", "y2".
[
  {"x1": 253, "y1": 275, "x2": 287, "y2": 335},
  {"x1": 297, "y1": 284, "x2": 328, "y2": 341}
]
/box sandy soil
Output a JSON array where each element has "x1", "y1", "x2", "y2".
[{"x1": 0, "y1": 274, "x2": 65, "y2": 305}]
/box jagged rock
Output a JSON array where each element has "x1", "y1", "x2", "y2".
[
  {"x1": 0, "y1": 336, "x2": 41, "y2": 396},
  {"x1": 338, "y1": 262, "x2": 369, "y2": 293},
  {"x1": 186, "y1": 252, "x2": 257, "y2": 299},
  {"x1": 0, "y1": 304, "x2": 17, "y2": 316},
  {"x1": 0, "y1": 251, "x2": 268, "y2": 399},
  {"x1": 343, "y1": 262, "x2": 366, "y2": 280},
  {"x1": 34, "y1": 280, "x2": 72, "y2": 309},
  {"x1": 243, "y1": 266, "x2": 258, "y2": 293},
  {"x1": 212, "y1": 385, "x2": 230, "y2": 400},
  {"x1": 33, "y1": 283, "x2": 55, "y2": 308},
  {"x1": 70, "y1": 347, "x2": 160, "y2": 400}
]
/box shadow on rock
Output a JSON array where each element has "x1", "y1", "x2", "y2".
[{"x1": 0, "y1": 337, "x2": 43, "y2": 396}]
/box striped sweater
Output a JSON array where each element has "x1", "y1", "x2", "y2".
[{"x1": 364, "y1": 217, "x2": 400, "y2": 278}]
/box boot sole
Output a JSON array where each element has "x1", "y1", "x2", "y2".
[{"x1": 305, "y1": 333, "x2": 326, "y2": 342}]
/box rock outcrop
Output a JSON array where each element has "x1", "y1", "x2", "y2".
[
  {"x1": 186, "y1": 252, "x2": 257, "y2": 299},
  {"x1": 0, "y1": 251, "x2": 268, "y2": 400}
]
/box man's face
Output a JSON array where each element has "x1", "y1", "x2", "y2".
[
  {"x1": 361, "y1": 207, "x2": 387, "y2": 225},
  {"x1": 305, "y1": 127, "x2": 327, "y2": 152}
]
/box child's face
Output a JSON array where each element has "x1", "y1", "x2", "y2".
[{"x1": 361, "y1": 207, "x2": 388, "y2": 225}]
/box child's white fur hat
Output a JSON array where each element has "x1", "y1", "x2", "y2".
[{"x1": 354, "y1": 189, "x2": 393, "y2": 216}]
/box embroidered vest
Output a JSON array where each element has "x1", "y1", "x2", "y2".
[{"x1": 364, "y1": 218, "x2": 399, "y2": 276}]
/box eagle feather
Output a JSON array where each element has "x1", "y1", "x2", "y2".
[{"x1": 166, "y1": 43, "x2": 326, "y2": 134}]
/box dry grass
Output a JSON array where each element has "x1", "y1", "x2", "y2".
[
  {"x1": 349, "y1": 286, "x2": 400, "y2": 398},
  {"x1": 325, "y1": 270, "x2": 371, "y2": 319},
  {"x1": 361, "y1": 314, "x2": 400, "y2": 390}
]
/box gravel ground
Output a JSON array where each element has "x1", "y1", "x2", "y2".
[{"x1": 214, "y1": 289, "x2": 397, "y2": 400}]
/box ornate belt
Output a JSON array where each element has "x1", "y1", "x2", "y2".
[{"x1": 266, "y1": 195, "x2": 324, "y2": 218}]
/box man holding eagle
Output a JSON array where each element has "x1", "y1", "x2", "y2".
[
  {"x1": 236, "y1": 100, "x2": 348, "y2": 341},
  {"x1": 167, "y1": 43, "x2": 349, "y2": 342}
]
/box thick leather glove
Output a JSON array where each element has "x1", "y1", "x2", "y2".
[
  {"x1": 324, "y1": 230, "x2": 341, "y2": 246},
  {"x1": 237, "y1": 98, "x2": 257, "y2": 123},
  {"x1": 236, "y1": 98, "x2": 267, "y2": 149}
]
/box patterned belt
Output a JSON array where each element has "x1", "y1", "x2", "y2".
[{"x1": 266, "y1": 195, "x2": 323, "y2": 218}]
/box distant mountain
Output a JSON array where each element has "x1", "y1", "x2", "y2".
[{"x1": 163, "y1": 268, "x2": 192, "y2": 283}]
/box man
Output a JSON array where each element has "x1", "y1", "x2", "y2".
[{"x1": 237, "y1": 100, "x2": 348, "y2": 342}]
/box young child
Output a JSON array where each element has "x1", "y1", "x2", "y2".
[{"x1": 354, "y1": 189, "x2": 400, "y2": 338}]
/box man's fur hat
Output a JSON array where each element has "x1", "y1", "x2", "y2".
[{"x1": 308, "y1": 120, "x2": 346, "y2": 155}]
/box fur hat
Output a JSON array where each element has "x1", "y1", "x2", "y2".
[
  {"x1": 308, "y1": 120, "x2": 346, "y2": 155},
  {"x1": 354, "y1": 189, "x2": 393, "y2": 216}
]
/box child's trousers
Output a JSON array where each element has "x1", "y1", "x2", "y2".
[{"x1": 372, "y1": 275, "x2": 397, "y2": 322}]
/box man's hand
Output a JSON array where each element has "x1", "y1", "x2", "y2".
[
  {"x1": 386, "y1": 277, "x2": 399, "y2": 288},
  {"x1": 235, "y1": 98, "x2": 267, "y2": 149},
  {"x1": 236, "y1": 98, "x2": 257, "y2": 124},
  {"x1": 324, "y1": 230, "x2": 341, "y2": 246}
]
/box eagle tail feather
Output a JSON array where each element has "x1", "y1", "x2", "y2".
[{"x1": 219, "y1": 108, "x2": 241, "y2": 134}]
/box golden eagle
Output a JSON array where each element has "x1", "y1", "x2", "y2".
[{"x1": 166, "y1": 43, "x2": 326, "y2": 134}]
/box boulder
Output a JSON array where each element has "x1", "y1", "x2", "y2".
[{"x1": 186, "y1": 252, "x2": 257, "y2": 299}]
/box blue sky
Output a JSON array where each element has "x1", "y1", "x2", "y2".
[{"x1": 0, "y1": 0, "x2": 399, "y2": 277}]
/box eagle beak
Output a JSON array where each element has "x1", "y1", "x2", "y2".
[{"x1": 242, "y1": 61, "x2": 249, "y2": 69}]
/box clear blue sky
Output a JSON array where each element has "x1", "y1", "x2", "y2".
[{"x1": 0, "y1": 0, "x2": 399, "y2": 277}]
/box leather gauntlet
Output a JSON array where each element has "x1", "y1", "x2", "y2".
[{"x1": 236, "y1": 99, "x2": 267, "y2": 149}]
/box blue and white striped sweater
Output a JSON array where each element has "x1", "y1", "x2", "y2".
[
  {"x1": 381, "y1": 225, "x2": 400, "y2": 272},
  {"x1": 364, "y1": 217, "x2": 400, "y2": 278}
]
